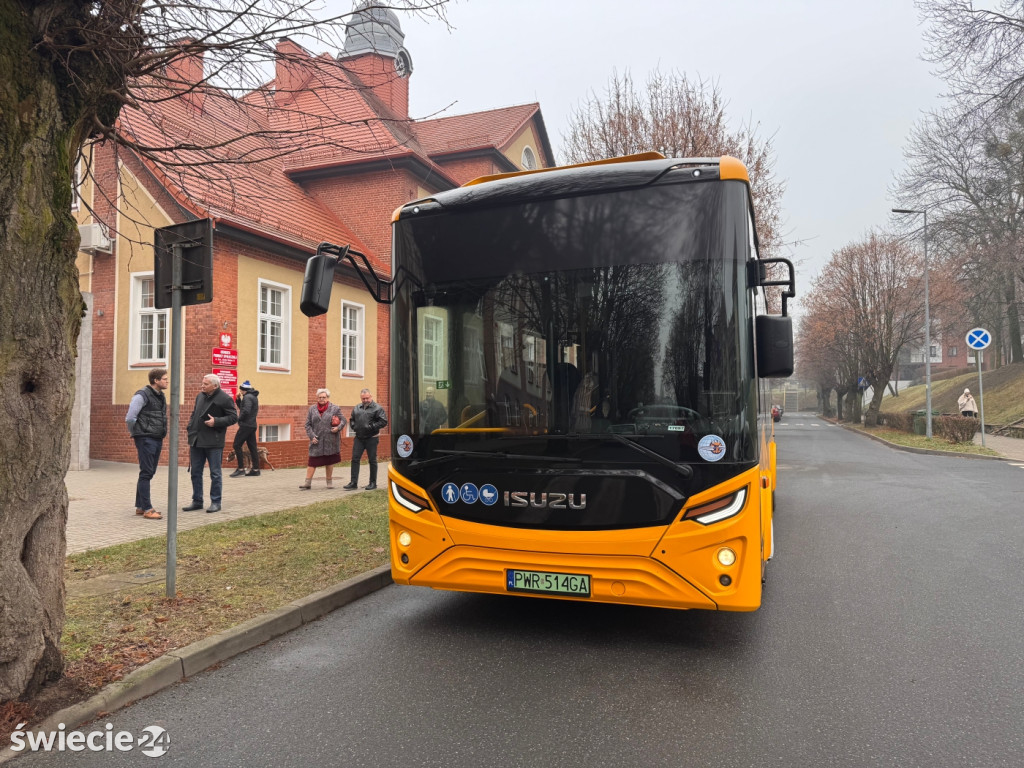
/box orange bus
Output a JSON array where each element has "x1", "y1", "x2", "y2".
[{"x1": 303, "y1": 153, "x2": 794, "y2": 611}]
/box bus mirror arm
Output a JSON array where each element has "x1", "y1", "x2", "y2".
[
  {"x1": 316, "y1": 242, "x2": 396, "y2": 305},
  {"x1": 301, "y1": 242, "x2": 424, "y2": 317},
  {"x1": 748, "y1": 258, "x2": 796, "y2": 316}
]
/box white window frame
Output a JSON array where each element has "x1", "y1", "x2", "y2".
[
  {"x1": 422, "y1": 314, "x2": 444, "y2": 380},
  {"x1": 463, "y1": 325, "x2": 485, "y2": 385},
  {"x1": 258, "y1": 278, "x2": 291, "y2": 372},
  {"x1": 129, "y1": 272, "x2": 168, "y2": 366},
  {"x1": 521, "y1": 146, "x2": 537, "y2": 170},
  {"x1": 258, "y1": 424, "x2": 289, "y2": 442},
  {"x1": 71, "y1": 160, "x2": 82, "y2": 211},
  {"x1": 341, "y1": 300, "x2": 365, "y2": 377}
]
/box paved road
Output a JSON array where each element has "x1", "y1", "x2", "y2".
[{"x1": 25, "y1": 414, "x2": 1024, "y2": 766}]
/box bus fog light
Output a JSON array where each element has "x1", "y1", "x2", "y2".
[
  {"x1": 719, "y1": 574, "x2": 732, "y2": 586},
  {"x1": 716, "y1": 547, "x2": 736, "y2": 567},
  {"x1": 398, "y1": 531, "x2": 412, "y2": 548},
  {"x1": 401, "y1": 553, "x2": 409, "y2": 564}
]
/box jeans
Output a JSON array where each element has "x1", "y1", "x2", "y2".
[
  {"x1": 233, "y1": 426, "x2": 259, "y2": 469},
  {"x1": 134, "y1": 437, "x2": 163, "y2": 511},
  {"x1": 189, "y1": 446, "x2": 224, "y2": 504},
  {"x1": 350, "y1": 435, "x2": 379, "y2": 484}
]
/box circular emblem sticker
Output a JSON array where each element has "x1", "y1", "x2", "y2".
[
  {"x1": 697, "y1": 434, "x2": 727, "y2": 462},
  {"x1": 396, "y1": 434, "x2": 414, "y2": 458}
]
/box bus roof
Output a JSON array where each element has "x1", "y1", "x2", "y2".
[{"x1": 393, "y1": 154, "x2": 750, "y2": 222}]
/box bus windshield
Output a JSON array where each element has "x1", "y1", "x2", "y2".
[{"x1": 391, "y1": 179, "x2": 757, "y2": 470}]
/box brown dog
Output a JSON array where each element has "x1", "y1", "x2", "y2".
[{"x1": 226, "y1": 446, "x2": 275, "y2": 472}]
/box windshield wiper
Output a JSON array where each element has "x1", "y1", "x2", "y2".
[
  {"x1": 409, "y1": 449, "x2": 581, "y2": 470},
  {"x1": 607, "y1": 433, "x2": 693, "y2": 479}
]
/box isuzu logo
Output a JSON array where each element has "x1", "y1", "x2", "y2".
[{"x1": 504, "y1": 491, "x2": 587, "y2": 510}]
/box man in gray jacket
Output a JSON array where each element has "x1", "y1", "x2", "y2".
[
  {"x1": 343, "y1": 388, "x2": 388, "y2": 491},
  {"x1": 182, "y1": 373, "x2": 238, "y2": 513}
]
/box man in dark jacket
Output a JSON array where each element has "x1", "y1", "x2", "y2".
[
  {"x1": 343, "y1": 388, "x2": 388, "y2": 491},
  {"x1": 420, "y1": 386, "x2": 448, "y2": 434},
  {"x1": 182, "y1": 373, "x2": 238, "y2": 513},
  {"x1": 125, "y1": 368, "x2": 169, "y2": 520},
  {"x1": 230, "y1": 380, "x2": 261, "y2": 477}
]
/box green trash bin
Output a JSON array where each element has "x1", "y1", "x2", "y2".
[{"x1": 913, "y1": 410, "x2": 927, "y2": 435}]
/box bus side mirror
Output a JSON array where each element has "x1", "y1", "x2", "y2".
[
  {"x1": 756, "y1": 315, "x2": 794, "y2": 378},
  {"x1": 300, "y1": 253, "x2": 337, "y2": 317}
]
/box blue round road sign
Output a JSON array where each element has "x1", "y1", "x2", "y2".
[{"x1": 965, "y1": 328, "x2": 992, "y2": 351}]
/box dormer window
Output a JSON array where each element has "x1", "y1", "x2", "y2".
[{"x1": 521, "y1": 146, "x2": 537, "y2": 171}]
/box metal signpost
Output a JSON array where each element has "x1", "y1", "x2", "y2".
[
  {"x1": 965, "y1": 328, "x2": 991, "y2": 448},
  {"x1": 154, "y1": 219, "x2": 214, "y2": 597}
]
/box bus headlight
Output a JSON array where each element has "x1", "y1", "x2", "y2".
[
  {"x1": 390, "y1": 481, "x2": 430, "y2": 513},
  {"x1": 682, "y1": 487, "x2": 747, "y2": 525}
]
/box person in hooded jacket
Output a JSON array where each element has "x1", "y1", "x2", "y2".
[
  {"x1": 230, "y1": 380, "x2": 261, "y2": 477},
  {"x1": 958, "y1": 388, "x2": 978, "y2": 418}
]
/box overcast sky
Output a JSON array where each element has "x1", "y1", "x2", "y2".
[{"x1": 380, "y1": 0, "x2": 947, "y2": 310}]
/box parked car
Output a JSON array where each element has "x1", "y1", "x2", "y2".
[{"x1": 771, "y1": 404, "x2": 783, "y2": 422}]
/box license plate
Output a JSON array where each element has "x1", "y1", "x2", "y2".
[{"x1": 506, "y1": 569, "x2": 591, "y2": 597}]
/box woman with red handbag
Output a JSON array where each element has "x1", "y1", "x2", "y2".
[{"x1": 300, "y1": 388, "x2": 347, "y2": 489}]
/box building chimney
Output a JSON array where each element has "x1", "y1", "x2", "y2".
[
  {"x1": 275, "y1": 38, "x2": 312, "y2": 107},
  {"x1": 165, "y1": 40, "x2": 206, "y2": 114}
]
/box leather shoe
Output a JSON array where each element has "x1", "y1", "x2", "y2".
[
  {"x1": 342, "y1": 482, "x2": 358, "y2": 490},
  {"x1": 363, "y1": 483, "x2": 377, "y2": 490},
  {"x1": 206, "y1": 503, "x2": 221, "y2": 513},
  {"x1": 182, "y1": 502, "x2": 204, "y2": 512},
  {"x1": 229, "y1": 469, "x2": 246, "y2": 478}
]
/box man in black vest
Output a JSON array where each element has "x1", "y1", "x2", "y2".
[
  {"x1": 182, "y1": 373, "x2": 238, "y2": 514},
  {"x1": 125, "y1": 368, "x2": 169, "y2": 520}
]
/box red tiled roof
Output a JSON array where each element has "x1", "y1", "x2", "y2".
[
  {"x1": 413, "y1": 103, "x2": 541, "y2": 157},
  {"x1": 115, "y1": 47, "x2": 551, "y2": 256},
  {"x1": 119, "y1": 75, "x2": 374, "y2": 255}
]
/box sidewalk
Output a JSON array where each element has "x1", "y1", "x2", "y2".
[
  {"x1": 973, "y1": 432, "x2": 1024, "y2": 461},
  {"x1": 65, "y1": 459, "x2": 391, "y2": 555}
]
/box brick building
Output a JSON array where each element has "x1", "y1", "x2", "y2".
[{"x1": 73, "y1": 2, "x2": 554, "y2": 468}]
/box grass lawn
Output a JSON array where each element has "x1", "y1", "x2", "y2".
[
  {"x1": 1, "y1": 491, "x2": 389, "y2": 739},
  {"x1": 849, "y1": 424, "x2": 1001, "y2": 456}
]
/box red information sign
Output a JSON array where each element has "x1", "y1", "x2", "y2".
[
  {"x1": 213, "y1": 368, "x2": 237, "y2": 388},
  {"x1": 219, "y1": 332, "x2": 233, "y2": 349},
  {"x1": 212, "y1": 347, "x2": 238, "y2": 367}
]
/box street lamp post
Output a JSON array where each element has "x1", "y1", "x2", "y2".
[{"x1": 892, "y1": 208, "x2": 932, "y2": 439}]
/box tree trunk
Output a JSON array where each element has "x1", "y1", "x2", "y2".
[
  {"x1": 0, "y1": 26, "x2": 81, "y2": 701},
  {"x1": 863, "y1": 371, "x2": 892, "y2": 428},
  {"x1": 1004, "y1": 281, "x2": 1023, "y2": 364}
]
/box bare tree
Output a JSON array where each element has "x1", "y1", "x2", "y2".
[
  {"x1": 800, "y1": 234, "x2": 926, "y2": 426},
  {"x1": 0, "y1": 0, "x2": 447, "y2": 703},
  {"x1": 920, "y1": 0, "x2": 1024, "y2": 108},
  {"x1": 895, "y1": 101, "x2": 1024, "y2": 363},
  {"x1": 562, "y1": 69, "x2": 786, "y2": 264}
]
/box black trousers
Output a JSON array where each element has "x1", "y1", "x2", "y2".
[
  {"x1": 233, "y1": 425, "x2": 259, "y2": 469},
  {"x1": 350, "y1": 435, "x2": 379, "y2": 484},
  {"x1": 134, "y1": 436, "x2": 163, "y2": 510}
]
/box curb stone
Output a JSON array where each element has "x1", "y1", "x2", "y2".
[
  {"x1": 827, "y1": 417, "x2": 1008, "y2": 460},
  {"x1": 1, "y1": 564, "x2": 393, "y2": 763}
]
